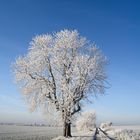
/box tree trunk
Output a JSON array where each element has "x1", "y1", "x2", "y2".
[{"x1": 63, "y1": 122, "x2": 72, "y2": 137}]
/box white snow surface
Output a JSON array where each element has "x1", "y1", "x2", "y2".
[
  {"x1": 0, "y1": 125, "x2": 140, "y2": 140},
  {"x1": 53, "y1": 125, "x2": 140, "y2": 140}
]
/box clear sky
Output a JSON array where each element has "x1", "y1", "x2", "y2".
[{"x1": 0, "y1": 0, "x2": 140, "y2": 125}]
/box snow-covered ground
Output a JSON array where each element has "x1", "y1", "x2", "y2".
[
  {"x1": 113, "y1": 125, "x2": 140, "y2": 133},
  {"x1": 53, "y1": 125, "x2": 140, "y2": 140},
  {"x1": 0, "y1": 125, "x2": 62, "y2": 140},
  {"x1": 0, "y1": 125, "x2": 140, "y2": 140}
]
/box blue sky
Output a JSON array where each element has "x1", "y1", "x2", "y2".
[{"x1": 0, "y1": 0, "x2": 140, "y2": 125}]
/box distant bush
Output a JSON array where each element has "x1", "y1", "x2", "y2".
[{"x1": 76, "y1": 111, "x2": 96, "y2": 132}]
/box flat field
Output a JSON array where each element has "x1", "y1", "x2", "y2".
[
  {"x1": 0, "y1": 125, "x2": 62, "y2": 140},
  {"x1": 0, "y1": 125, "x2": 140, "y2": 140},
  {"x1": 112, "y1": 125, "x2": 140, "y2": 133}
]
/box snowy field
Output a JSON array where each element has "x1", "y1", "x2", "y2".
[
  {"x1": 112, "y1": 125, "x2": 140, "y2": 133},
  {"x1": 0, "y1": 125, "x2": 140, "y2": 140},
  {"x1": 0, "y1": 125, "x2": 62, "y2": 140}
]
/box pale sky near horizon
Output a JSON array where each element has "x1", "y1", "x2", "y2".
[{"x1": 0, "y1": 0, "x2": 140, "y2": 125}]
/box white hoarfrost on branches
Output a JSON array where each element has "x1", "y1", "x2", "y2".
[
  {"x1": 100, "y1": 122, "x2": 113, "y2": 132},
  {"x1": 14, "y1": 29, "x2": 107, "y2": 137},
  {"x1": 76, "y1": 111, "x2": 96, "y2": 132}
]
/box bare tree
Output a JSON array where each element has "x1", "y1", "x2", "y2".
[{"x1": 13, "y1": 29, "x2": 107, "y2": 137}]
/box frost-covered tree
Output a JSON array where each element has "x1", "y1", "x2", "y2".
[
  {"x1": 76, "y1": 111, "x2": 96, "y2": 132},
  {"x1": 13, "y1": 29, "x2": 107, "y2": 137}
]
